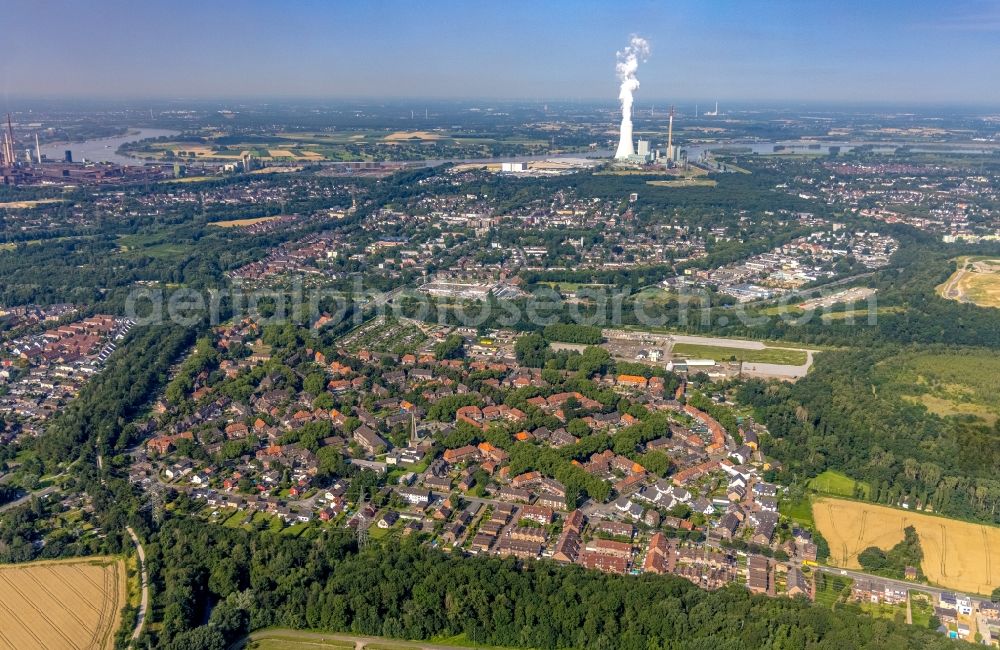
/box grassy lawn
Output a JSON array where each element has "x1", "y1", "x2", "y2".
[
  {"x1": 117, "y1": 233, "x2": 192, "y2": 260},
  {"x1": 672, "y1": 342, "x2": 808, "y2": 365},
  {"x1": 814, "y1": 573, "x2": 853, "y2": 609},
  {"x1": 633, "y1": 286, "x2": 675, "y2": 303},
  {"x1": 902, "y1": 394, "x2": 997, "y2": 426},
  {"x1": 243, "y1": 629, "x2": 523, "y2": 650},
  {"x1": 248, "y1": 635, "x2": 353, "y2": 649},
  {"x1": 646, "y1": 178, "x2": 718, "y2": 188},
  {"x1": 280, "y1": 522, "x2": 313, "y2": 537},
  {"x1": 781, "y1": 494, "x2": 815, "y2": 527},
  {"x1": 368, "y1": 522, "x2": 393, "y2": 539},
  {"x1": 222, "y1": 511, "x2": 248, "y2": 528},
  {"x1": 808, "y1": 469, "x2": 871, "y2": 498},
  {"x1": 859, "y1": 601, "x2": 908, "y2": 625},
  {"x1": 910, "y1": 592, "x2": 935, "y2": 628}
]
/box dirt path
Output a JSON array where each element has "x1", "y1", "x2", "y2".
[{"x1": 125, "y1": 527, "x2": 149, "y2": 643}]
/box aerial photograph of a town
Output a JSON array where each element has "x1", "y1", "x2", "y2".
[{"x1": 1, "y1": 1, "x2": 999, "y2": 648}]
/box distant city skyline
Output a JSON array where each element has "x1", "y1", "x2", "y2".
[{"x1": 5, "y1": 0, "x2": 1000, "y2": 105}]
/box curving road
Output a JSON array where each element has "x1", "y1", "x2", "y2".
[{"x1": 126, "y1": 526, "x2": 149, "y2": 643}]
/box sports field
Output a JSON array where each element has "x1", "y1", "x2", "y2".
[
  {"x1": 814, "y1": 497, "x2": 1000, "y2": 595},
  {"x1": 0, "y1": 556, "x2": 126, "y2": 650}
]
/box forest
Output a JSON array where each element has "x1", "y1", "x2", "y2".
[
  {"x1": 144, "y1": 517, "x2": 957, "y2": 650},
  {"x1": 737, "y1": 345, "x2": 1000, "y2": 525}
]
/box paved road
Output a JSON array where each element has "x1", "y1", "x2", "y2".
[
  {"x1": 126, "y1": 526, "x2": 150, "y2": 642},
  {"x1": 814, "y1": 564, "x2": 963, "y2": 601},
  {"x1": 0, "y1": 485, "x2": 58, "y2": 513},
  {"x1": 740, "y1": 351, "x2": 814, "y2": 380}
]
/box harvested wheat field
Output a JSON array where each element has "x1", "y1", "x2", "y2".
[
  {"x1": 0, "y1": 199, "x2": 64, "y2": 209},
  {"x1": 209, "y1": 216, "x2": 282, "y2": 228},
  {"x1": 814, "y1": 497, "x2": 1000, "y2": 595},
  {"x1": 384, "y1": 130, "x2": 442, "y2": 141},
  {"x1": 0, "y1": 556, "x2": 126, "y2": 650}
]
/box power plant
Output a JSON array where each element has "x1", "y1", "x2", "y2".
[
  {"x1": 610, "y1": 37, "x2": 683, "y2": 167},
  {"x1": 666, "y1": 105, "x2": 676, "y2": 162},
  {"x1": 614, "y1": 36, "x2": 649, "y2": 160},
  {"x1": 0, "y1": 114, "x2": 15, "y2": 167}
]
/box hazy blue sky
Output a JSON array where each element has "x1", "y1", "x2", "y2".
[{"x1": 5, "y1": 0, "x2": 1000, "y2": 104}]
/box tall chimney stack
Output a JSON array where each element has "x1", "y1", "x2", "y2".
[{"x1": 667, "y1": 105, "x2": 674, "y2": 161}]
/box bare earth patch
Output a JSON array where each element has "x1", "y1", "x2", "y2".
[{"x1": 937, "y1": 256, "x2": 1000, "y2": 308}]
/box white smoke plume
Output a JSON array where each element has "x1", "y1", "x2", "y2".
[{"x1": 614, "y1": 35, "x2": 650, "y2": 160}]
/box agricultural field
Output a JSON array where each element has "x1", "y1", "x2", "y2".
[
  {"x1": 209, "y1": 216, "x2": 283, "y2": 228},
  {"x1": 0, "y1": 199, "x2": 65, "y2": 209},
  {"x1": 384, "y1": 130, "x2": 443, "y2": 141},
  {"x1": 813, "y1": 497, "x2": 1000, "y2": 595},
  {"x1": 937, "y1": 255, "x2": 1000, "y2": 308},
  {"x1": 671, "y1": 342, "x2": 808, "y2": 365},
  {"x1": 127, "y1": 128, "x2": 546, "y2": 163},
  {"x1": 876, "y1": 349, "x2": 1000, "y2": 425},
  {"x1": 0, "y1": 556, "x2": 126, "y2": 650}
]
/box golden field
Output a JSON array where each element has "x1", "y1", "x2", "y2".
[
  {"x1": 383, "y1": 130, "x2": 442, "y2": 141},
  {"x1": 0, "y1": 199, "x2": 64, "y2": 209},
  {"x1": 814, "y1": 497, "x2": 1000, "y2": 595},
  {"x1": 0, "y1": 557, "x2": 126, "y2": 650},
  {"x1": 209, "y1": 216, "x2": 282, "y2": 228}
]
